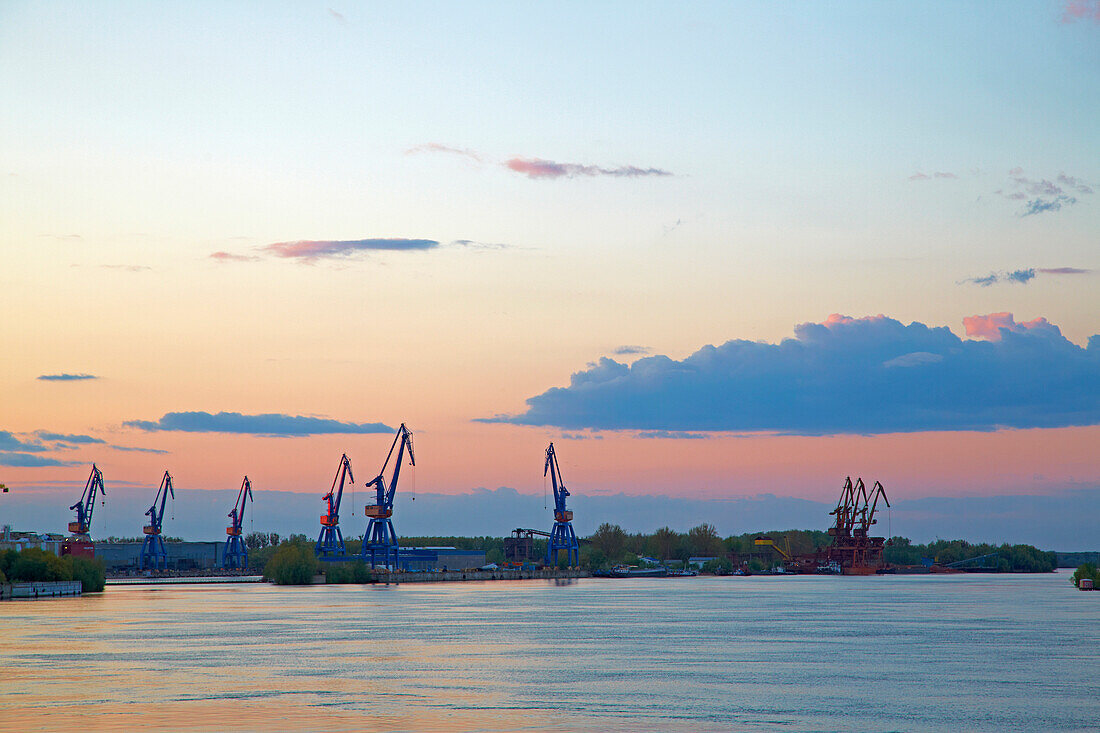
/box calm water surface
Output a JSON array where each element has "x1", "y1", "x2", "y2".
[{"x1": 1, "y1": 572, "x2": 1097, "y2": 732}]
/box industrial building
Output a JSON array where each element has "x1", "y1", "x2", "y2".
[
  {"x1": 95, "y1": 542, "x2": 225, "y2": 572},
  {"x1": 398, "y1": 548, "x2": 485, "y2": 571}
]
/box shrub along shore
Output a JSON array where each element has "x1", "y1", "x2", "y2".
[{"x1": 0, "y1": 547, "x2": 106, "y2": 592}]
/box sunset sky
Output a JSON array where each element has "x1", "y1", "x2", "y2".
[{"x1": 2, "y1": 2, "x2": 1098, "y2": 540}]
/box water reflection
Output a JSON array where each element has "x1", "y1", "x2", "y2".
[{"x1": 1, "y1": 574, "x2": 1097, "y2": 732}]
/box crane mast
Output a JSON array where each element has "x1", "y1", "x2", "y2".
[
  {"x1": 316, "y1": 454, "x2": 354, "y2": 559},
  {"x1": 544, "y1": 443, "x2": 579, "y2": 567},
  {"x1": 139, "y1": 470, "x2": 175, "y2": 570},
  {"x1": 68, "y1": 464, "x2": 105, "y2": 537},
  {"x1": 362, "y1": 423, "x2": 414, "y2": 569},
  {"x1": 223, "y1": 476, "x2": 253, "y2": 569}
]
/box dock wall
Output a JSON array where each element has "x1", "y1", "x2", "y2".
[{"x1": 1, "y1": 581, "x2": 83, "y2": 600}]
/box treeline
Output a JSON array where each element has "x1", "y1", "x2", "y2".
[
  {"x1": 0, "y1": 548, "x2": 106, "y2": 592},
  {"x1": 238, "y1": 526, "x2": 1056, "y2": 576},
  {"x1": 580, "y1": 524, "x2": 835, "y2": 571},
  {"x1": 1071, "y1": 563, "x2": 1098, "y2": 588},
  {"x1": 884, "y1": 538, "x2": 1057, "y2": 572}
]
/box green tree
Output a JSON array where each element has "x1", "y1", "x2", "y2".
[
  {"x1": 1071, "y1": 563, "x2": 1099, "y2": 588},
  {"x1": 9, "y1": 548, "x2": 72, "y2": 582},
  {"x1": 687, "y1": 524, "x2": 723, "y2": 557},
  {"x1": 590, "y1": 523, "x2": 627, "y2": 562},
  {"x1": 65, "y1": 555, "x2": 105, "y2": 592},
  {"x1": 263, "y1": 542, "x2": 319, "y2": 585},
  {"x1": 653, "y1": 527, "x2": 679, "y2": 562}
]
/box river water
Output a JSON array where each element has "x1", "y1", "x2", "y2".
[{"x1": 1, "y1": 572, "x2": 1097, "y2": 732}]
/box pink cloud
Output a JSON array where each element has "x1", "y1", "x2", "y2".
[
  {"x1": 963, "y1": 312, "x2": 1055, "y2": 341},
  {"x1": 822, "y1": 313, "x2": 887, "y2": 328},
  {"x1": 505, "y1": 157, "x2": 671, "y2": 180},
  {"x1": 262, "y1": 238, "x2": 438, "y2": 261},
  {"x1": 405, "y1": 143, "x2": 484, "y2": 162},
  {"x1": 210, "y1": 251, "x2": 259, "y2": 262},
  {"x1": 1062, "y1": 0, "x2": 1100, "y2": 23}
]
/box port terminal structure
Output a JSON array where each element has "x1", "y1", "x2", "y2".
[
  {"x1": 223, "y1": 477, "x2": 253, "y2": 569},
  {"x1": 62, "y1": 464, "x2": 105, "y2": 558},
  {"x1": 361, "y1": 423, "x2": 415, "y2": 569},
  {"x1": 139, "y1": 471, "x2": 175, "y2": 570},
  {"x1": 315, "y1": 454, "x2": 354, "y2": 560},
  {"x1": 544, "y1": 443, "x2": 580, "y2": 568}
]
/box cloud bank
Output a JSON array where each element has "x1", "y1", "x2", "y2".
[
  {"x1": 483, "y1": 313, "x2": 1100, "y2": 435},
  {"x1": 124, "y1": 411, "x2": 393, "y2": 436},
  {"x1": 37, "y1": 373, "x2": 98, "y2": 381}
]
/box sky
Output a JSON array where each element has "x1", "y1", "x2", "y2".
[{"x1": 1, "y1": 1, "x2": 1098, "y2": 545}]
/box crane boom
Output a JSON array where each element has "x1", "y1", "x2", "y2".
[
  {"x1": 362, "y1": 423, "x2": 415, "y2": 568},
  {"x1": 140, "y1": 471, "x2": 175, "y2": 570},
  {"x1": 223, "y1": 476, "x2": 253, "y2": 569},
  {"x1": 543, "y1": 443, "x2": 579, "y2": 567},
  {"x1": 68, "y1": 464, "x2": 105, "y2": 537},
  {"x1": 317, "y1": 454, "x2": 354, "y2": 558}
]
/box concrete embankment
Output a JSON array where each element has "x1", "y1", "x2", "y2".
[
  {"x1": 372, "y1": 568, "x2": 590, "y2": 583},
  {"x1": 106, "y1": 575, "x2": 264, "y2": 585},
  {"x1": 1, "y1": 581, "x2": 83, "y2": 599}
]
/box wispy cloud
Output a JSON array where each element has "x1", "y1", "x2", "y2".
[
  {"x1": 505, "y1": 157, "x2": 671, "y2": 180},
  {"x1": 449, "y1": 239, "x2": 510, "y2": 250},
  {"x1": 37, "y1": 373, "x2": 98, "y2": 381},
  {"x1": 997, "y1": 168, "x2": 1093, "y2": 216},
  {"x1": 110, "y1": 445, "x2": 170, "y2": 454},
  {"x1": 405, "y1": 143, "x2": 484, "y2": 162},
  {"x1": 101, "y1": 264, "x2": 152, "y2": 272},
  {"x1": 328, "y1": 8, "x2": 347, "y2": 23},
  {"x1": 213, "y1": 237, "x2": 511, "y2": 263},
  {"x1": 124, "y1": 411, "x2": 393, "y2": 436},
  {"x1": 909, "y1": 171, "x2": 957, "y2": 180},
  {"x1": 481, "y1": 313, "x2": 1100, "y2": 435},
  {"x1": 1061, "y1": 0, "x2": 1100, "y2": 23},
  {"x1": 1040, "y1": 266, "x2": 1091, "y2": 275},
  {"x1": 636, "y1": 431, "x2": 710, "y2": 440},
  {"x1": 613, "y1": 345, "x2": 651, "y2": 356},
  {"x1": 35, "y1": 431, "x2": 105, "y2": 445},
  {"x1": 262, "y1": 238, "x2": 439, "y2": 261},
  {"x1": 961, "y1": 268, "x2": 1037, "y2": 286},
  {"x1": 210, "y1": 251, "x2": 260, "y2": 263},
  {"x1": 408, "y1": 142, "x2": 672, "y2": 180}
]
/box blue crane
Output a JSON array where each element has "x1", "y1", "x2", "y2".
[
  {"x1": 362, "y1": 423, "x2": 414, "y2": 569},
  {"x1": 544, "y1": 443, "x2": 579, "y2": 567},
  {"x1": 223, "y1": 476, "x2": 253, "y2": 569},
  {"x1": 139, "y1": 471, "x2": 175, "y2": 570},
  {"x1": 68, "y1": 464, "x2": 105, "y2": 537},
  {"x1": 316, "y1": 453, "x2": 354, "y2": 559}
]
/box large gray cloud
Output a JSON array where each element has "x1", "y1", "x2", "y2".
[
  {"x1": 482, "y1": 314, "x2": 1100, "y2": 435},
  {"x1": 124, "y1": 411, "x2": 392, "y2": 436},
  {"x1": 0, "y1": 452, "x2": 75, "y2": 467}
]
